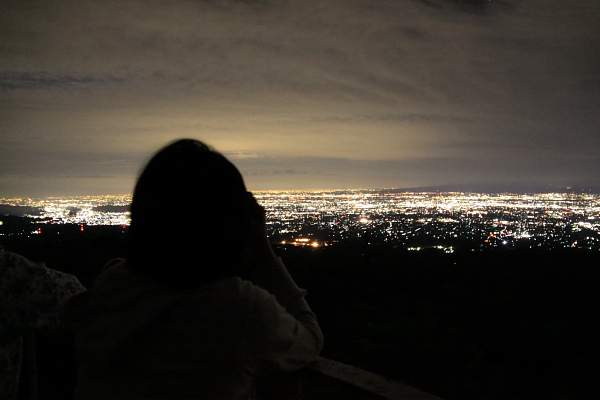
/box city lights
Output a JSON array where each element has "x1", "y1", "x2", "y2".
[{"x1": 1, "y1": 190, "x2": 599, "y2": 250}]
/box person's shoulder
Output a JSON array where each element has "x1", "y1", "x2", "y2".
[
  {"x1": 92, "y1": 258, "x2": 128, "y2": 286},
  {"x1": 237, "y1": 278, "x2": 281, "y2": 309},
  {"x1": 187, "y1": 276, "x2": 244, "y2": 298},
  {"x1": 86, "y1": 258, "x2": 157, "y2": 306},
  {"x1": 185, "y1": 277, "x2": 271, "y2": 307},
  {"x1": 0, "y1": 250, "x2": 85, "y2": 295},
  {"x1": 103, "y1": 258, "x2": 126, "y2": 271},
  {"x1": 0, "y1": 250, "x2": 38, "y2": 272}
]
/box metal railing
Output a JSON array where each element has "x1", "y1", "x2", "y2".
[
  {"x1": 22, "y1": 334, "x2": 441, "y2": 400},
  {"x1": 303, "y1": 357, "x2": 443, "y2": 400}
]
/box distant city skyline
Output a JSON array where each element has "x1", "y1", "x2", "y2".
[
  {"x1": 1, "y1": 0, "x2": 599, "y2": 198},
  {"x1": 2, "y1": 181, "x2": 600, "y2": 202},
  {"x1": 1, "y1": 190, "x2": 599, "y2": 251}
]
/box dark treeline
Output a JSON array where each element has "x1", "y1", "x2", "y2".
[
  {"x1": 286, "y1": 244, "x2": 599, "y2": 400},
  {"x1": 2, "y1": 227, "x2": 598, "y2": 400},
  {"x1": 91, "y1": 205, "x2": 130, "y2": 213},
  {"x1": 0, "y1": 205, "x2": 43, "y2": 217}
]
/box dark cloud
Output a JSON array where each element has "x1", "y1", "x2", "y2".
[
  {"x1": 0, "y1": 71, "x2": 124, "y2": 91},
  {"x1": 420, "y1": 0, "x2": 523, "y2": 13},
  {"x1": 237, "y1": 153, "x2": 600, "y2": 190},
  {"x1": 313, "y1": 113, "x2": 472, "y2": 124},
  {"x1": 243, "y1": 169, "x2": 306, "y2": 176},
  {"x1": 0, "y1": 147, "x2": 145, "y2": 178}
]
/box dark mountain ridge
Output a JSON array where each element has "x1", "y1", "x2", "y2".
[{"x1": 377, "y1": 183, "x2": 600, "y2": 194}]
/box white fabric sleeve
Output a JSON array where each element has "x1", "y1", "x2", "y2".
[{"x1": 245, "y1": 257, "x2": 323, "y2": 376}]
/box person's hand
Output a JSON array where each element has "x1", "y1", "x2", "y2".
[
  {"x1": 244, "y1": 191, "x2": 268, "y2": 241},
  {"x1": 239, "y1": 192, "x2": 278, "y2": 276}
]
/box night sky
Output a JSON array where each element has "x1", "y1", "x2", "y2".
[{"x1": 1, "y1": 0, "x2": 599, "y2": 198}]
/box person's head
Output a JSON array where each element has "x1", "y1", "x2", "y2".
[{"x1": 127, "y1": 139, "x2": 248, "y2": 288}]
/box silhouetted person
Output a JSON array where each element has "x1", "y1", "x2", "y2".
[{"x1": 69, "y1": 139, "x2": 323, "y2": 399}]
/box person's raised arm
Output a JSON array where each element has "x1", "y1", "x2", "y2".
[
  {"x1": 242, "y1": 192, "x2": 307, "y2": 307},
  {"x1": 242, "y1": 192, "x2": 323, "y2": 375}
]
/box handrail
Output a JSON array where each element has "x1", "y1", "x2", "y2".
[{"x1": 304, "y1": 357, "x2": 443, "y2": 400}]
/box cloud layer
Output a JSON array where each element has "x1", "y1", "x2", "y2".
[{"x1": 1, "y1": 0, "x2": 598, "y2": 196}]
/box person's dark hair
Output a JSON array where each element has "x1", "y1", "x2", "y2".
[{"x1": 126, "y1": 139, "x2": 248, "y2": 289}]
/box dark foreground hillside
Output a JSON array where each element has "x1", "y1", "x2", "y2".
[
  {"x1": 2, "y1": 230, "x2": 598, "y2": 400},
  {"x1": 284, "y1": 244, "x2": 599, "y2": 400}
]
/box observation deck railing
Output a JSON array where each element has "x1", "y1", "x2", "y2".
[
  {"x1": 22, "y1": 334, "x2": 442, "y2": 400},
  {"x1": 301, "y1": 357, "x2": 442, "y2": 400}
]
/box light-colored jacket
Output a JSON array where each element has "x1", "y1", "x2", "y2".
[{"x1": 71, "y1": 257, "x2": 323, "y2": 400}]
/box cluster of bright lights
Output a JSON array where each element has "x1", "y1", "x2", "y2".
[
  {"x1": 1, "y1": 190, "x2": 599, "y2": 249},
  {"x1": 0, "y1": 195, "x2": 131, "y2": 226}
]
